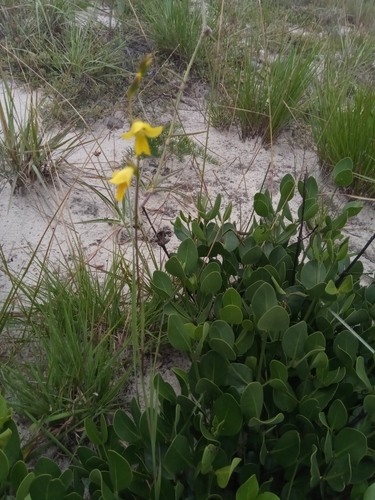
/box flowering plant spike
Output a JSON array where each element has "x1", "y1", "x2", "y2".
[{"x1": 127, "y1": 54, "x2": 153, "y2": 99}]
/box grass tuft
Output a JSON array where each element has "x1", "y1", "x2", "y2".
[
  {"x1": 0, "y1": 0, "x2": 131, "y2": 122},
  {"x1": 1, "y1": 246, "x2": 132, "y2": 426},
  {"x1": 223, "y1": 38, "x2": 319, "y2": 142},
  {"x1": 310, "y1": 81, "x2": 375, "y2": 196},
  {"x1": 0, "y1": 78, "x2": 82, "y2": 196}
]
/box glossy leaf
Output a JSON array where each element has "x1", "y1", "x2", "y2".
[
  {"x1": 364, "y1": 395, "x2": 375, "y2": 417},
  {"x1": 113, "y1": 410, "x2": 141, "y2": 443},
  {"x1": 282, "y1": 322, "x2": 308, "y2": 360},
  {"x1": 227, "y1": 364, "x2": 253, "y2": 393},
  {"x1": 327, "y1": 399, "x2": 347, "y2": 430},
  {"x1": 108, "y1": 450, "x2": 132, "y2": 491},
  {"x1": 84, "y1": 418, "x2": 102, "y2": 446},
  {"x1": 222, "y1": 288, "x2": 242, "y2": 307},
  {"x1": 164, "y1": 435, "x2": 193, "y2": 475},
  {"x1": 200, "y1": 350, "x2": 228, "y2": 386},
  {"x1": 254, "y1": 193, "x2": 270, "y2": 217},
  {"x1": 300, "y1": 261, "x2": 326, "y2": 289},
  {"x1": 257, "y1": 305, "x2": 289, "y2": 332},
  {"x1": 257, "y1": 494, "x2": 281, "y2": 500},
  {"x1": 270, "y1": 360, "x2": 288, "y2": 383},
  {"x1": 305, "y1": 331, "x2": 326, "y2": 353},
  {"x1": 0, "y1": 449, "x2": 9, "y2": 482},
  {"x1": 10, "y1": 460, "x2": 28, "y2": 491},
  {"x1": 209, "y1": 320, "x2": 235, "y2": 347},
  {"x1": 325, "y1": 455, "x2": 351, "y2": 492},
  {"x1": 16, "y1": 472, "x2": 35, "y2": 500},
  {"x1": 151, "y1": 271, "x2": 174, "y2": 299},
  {"x1": 298, "y1": 197, "x2": 319, "y2": 221},
  {"x1": 30, "y1": 476, "x2": 66, "y2": 500},
  {"x1": 356, "y1": 356, "x2": 372, "y2": 391},
  {"x1": 200, "y1": 262, "x2": 222, "y2": 294},
  {"x1": 248, "y1": 413, "x2": 284, "y2": 428},
  {"x1": 154, "y1": 373, "x2": 177, "y2": 403},
  {"x1": 201, "y1": 444, "x2": 219, "y2": 474},
  {"x1": 196, "y1": 378, "x2": 223, "y2": 398},
  {"x1": 205, "y1": 194, "x2": 222, "y2": 221},
  {"x1": 165, "y1": 256, "x2": 186, "y2": 282},
  {"x1": 333, "y1": 330, "x2": 358, "y2": 364},
  {"x1": 334, "y1": 428, "x2": 367, "y2": 465},
  {"x1": 219, "y1": 305, "x2": 243, "y2": 325},
  {"x1": 167, "y1": 314, "x2": 192, "y2": 352},
  {"x1": 364, "y1": 483, "x2": 375, "y2": 500},
  {"x1": 252, "y1": 283, "x2": 278, "y2": 319},
  {"x1": 271, "y1": 430, "x2": 300, "y2": 467},
  {"x1": 310, "y1": 445, "x2": 320, "y2": 488},
  {"x1": 333, "y1": 157, "x2": 353, "y2": 187},
  {"x1": 241, "y1": 382, "x2": 263, "y2": 421},
  {"x1": 223, "y1": 230, "x2": 240, "y2": 252},
  {"x1": 342, "y1": 201, "x2": 362, "y2": 219},
  {"x1": 216, "y1": 457, "x2": 242, "y2": 488},
  {"x1": 212, "y1": 394, "x2": 243, "y2": 436},
  {"x1": 34, "y1": 457, "x2": 61, "y2": 479},
  {"x1": 236, "y1": 473, "x2": 259, "y2": 500},
  {"x1": 177, "y1": 238, "x2": 198, "y2": 274},
  {"x1": 209, "y1": 338, "x2": 237, "y2": 360}
]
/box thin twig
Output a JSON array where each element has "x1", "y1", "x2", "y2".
[
  {"x1": 142, "y1": 207, "x2": 170, "y2": 258},
  {"x1": 335, "y1": 231, "x2": 375, "y2": 287},
  {"x1": 291, "y1": 172, "x2": 307, "y2": 285}
]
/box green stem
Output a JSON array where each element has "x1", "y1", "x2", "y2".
[
  {"x1": 286, "y1": 462, "x2": 299, "y2": 500},
  {"x1": 134, "y1": 157, "x2": 141, "y2": 304},
  {"x1": 303, "y1": 298, "x2": 317, "y2": 323},
  {"x1": 190, "y1": 349, "x2": 201, "y2": 384},
  {"x1": 207, "y1": 472, "x2": 213, "y2": 496},
  {"x1": 257, "y1": 331, "x2": 268, "y2": 381}
]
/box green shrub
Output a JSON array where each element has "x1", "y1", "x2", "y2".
[
  {"x1": 0, "y1": 394, "x2": 84, "y2": 499},
  {"x1": 3, "y1": 165, "x2": 375, "y2": 499},
  {"x1": 145, "y1": 165, "x2": 375, "y2": 499}
]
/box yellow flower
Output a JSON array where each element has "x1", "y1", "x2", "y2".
[
  {"x1": 109, "y1": 166, "x2": 135, "y2": 201},
  {"x1": 122, "y1": 120, "x2": 163, "y2": 156}
]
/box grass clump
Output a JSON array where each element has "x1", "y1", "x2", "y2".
[
  {"x1": 1, "y1": 248, "x2": 132, "y2": 426},
  {"x1": 0, "y1": 78, "x2": 81, "y2": 196},
  {"x1": 310, "y1": 81, "x2": 375, "y2": 196},
  {"x1": 140, "y1": 0, "x2": 205, "y2": 67},
  {"x1": 0, "y1": 0, "x2": 131, "y2": 121},
  {"x1": 221, "y1": 39, "x2": 318, "y2": 142}
]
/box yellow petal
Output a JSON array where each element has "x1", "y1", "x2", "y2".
[
  {"x1": 122, "y1": 131, "x2": 134, "y2": 140},
  {"x1": 122, "y1": 121, "x2": 163, "y2": 141},
  {"x1": 143, "y1": 124, "x2": 163, "y2": 138},
  {"x1": 135, "y1": 135, "x2": 150, "y2": 156},
  {"x1": 116, "y1": 183, "x2": 127, "y2": 201},
  {"x1": 122, "y1": 120, "x2": 143, "y2": 139},
  {"x1": 132, "y1": 120, "x2": 145, "y2": 135},
  {"x1": 109, "y1": 166, "x2": 134, "y2": 186}
]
